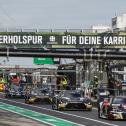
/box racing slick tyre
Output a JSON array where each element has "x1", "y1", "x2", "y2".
[
  {"x1": 25, "y1": 98, "x2": 31, "y2": 104},
  {"x1": 5, "y1": 93, "x2": 8, "y2": 98},
  {"x1": 25, "y1": 94, "x2": 32, "y2": 104},
  {"x1": 98, "y1": 111, "x2": 101, "y2": 118},
  {"x1": 52, "y1": 103, "x2": 64, "y2": 110},
  {"x1": 98, "y1": 105, "x2": 101, "y2": 118},
  {"x1": 5, "y1": 91, "x2": 11, "y2": 98},
  {"x1": 88, "y1": 108, "x2": 92, "y2": 111},
  {"x1": 52, "y1": 103, "x2": 59, "y2": 110},
  {"x1": 45, "y1": 98, "x2": 52, "y2": 104},
  {"x1": 52, "y1": 103, "x2": 56, "y2": 110}
]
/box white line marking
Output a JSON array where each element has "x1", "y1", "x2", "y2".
[
  {"x1": 0, "y1": 101, "x2": 84, "y2": 126},
  {"x1": 0, "y1": 107, "x2": 56, "y2": 126},
  {"x1": 0, "y1": 97, "x2": 118, "y2": 126}
]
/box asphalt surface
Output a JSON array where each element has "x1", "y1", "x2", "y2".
[
  {"x1": 0, "y1": 109, "x2": 48, "y2": 126},
  {"x1": 0, "y1": 93, "x2": 125, "y2": 126}
]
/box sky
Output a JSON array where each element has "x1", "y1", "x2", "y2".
[
  {"x1": 0, "y1": 0, "x2": 126, "y2": 29},
  {"x1": 0, "y1": 0, "x2": 126, "y2": 65}
]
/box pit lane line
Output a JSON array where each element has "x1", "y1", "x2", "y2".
[
  {"x1": 0, "y1": 102, "x2": 82, "y2": 126},
  {"x1": 0, "y1": 97, "x2": 118, "y2": 126}
]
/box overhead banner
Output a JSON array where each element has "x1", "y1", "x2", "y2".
[{"x1": 0, "y1": 32, "x2": 126, "y2": 48}]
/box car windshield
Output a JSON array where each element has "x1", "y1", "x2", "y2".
[
  {"x1": 71, "y1": 92, "x2": 81, "y2": 97},
  {"x1": 112, "y1": 97, "x2": 126, "y2": 104},
  {"x1": 62, "y1": 90, "x2": 82, "y2": 98}
]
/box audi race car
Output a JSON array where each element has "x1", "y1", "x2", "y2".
[
  {"x1": 5, "y1": 83, "x2": 25, "y2": 98},
  {"x1": 25, "y1": 84, "x2": 53, "y2": 104},
  {"x1": 4, "y1": 72, "x2": 26, "y2": 98},
  {"x1": 98, "y1": 96, "x2": 126, "y2": 120},
  {"x1": 52, "y1": 90, "x2": 92, "y2": 111}
]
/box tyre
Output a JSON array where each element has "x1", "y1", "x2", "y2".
[
  {"x1": 25, "y1": 98, "x2": 31, "y2": 104},
  {"x1": 98, "y1": 111, "x2": 101, "y2": 118},
  {"x1": 88, "y1": 107, "x2": 92, "y2": 111},
  {"x1": 25, "y1": 94, "x2": 30, "y2": 103},
  {"x1": 5, "y1": 91, "x2": 10, "y2": 98},
  {"x1": 98, "y1": 105, "x2": 101, "y2": 118},
  {"x1": 52, "y1": 103, "x2": 56, "y2": 110},
  {"x1": 25, "y1": 95, "x2": 31, "y2": 104}
]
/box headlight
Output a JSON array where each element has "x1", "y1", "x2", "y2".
[
  {"x1": 44, "y1": 93, "x2": 49, "y2": 96},
  {"x1": 112, "y1": 106, "x2": 122, "y2": 112},
  {"x1": 87, "y1": 102, "x2": 91, "y2": 105},
  {"x1": 80, "y1": 98, "x2": 84, "y2": 101}
]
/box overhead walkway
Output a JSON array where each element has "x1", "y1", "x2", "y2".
[{"x1": 0, "y1": 49, "x2": 126, "y2": 59}]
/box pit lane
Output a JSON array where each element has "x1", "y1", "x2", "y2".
[{"x1": 0, "y1": 93, "x2": 125, "y2": 126}]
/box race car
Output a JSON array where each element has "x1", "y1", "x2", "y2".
[
  {"x1": 0, "y1": 83, "x2": 4, "y2": 92},
  {"x1": 4, "y1": 83, "x2": 25, "y2": 98},
  {"x1": 25, "y1": 84, "x2": 53, "y2": 104},
  {"x1": 98, "y1": 96, "x2": 126, "y2": 120},
  {"x1": 4, "y1": 72, "x2": 26, "y2": 98},
  {"x1": 52, "y1": 90, "x2": 92, "y2": 111},
  {"x1": 0, "y1": 77, "x2": 6, "y2": 92}
]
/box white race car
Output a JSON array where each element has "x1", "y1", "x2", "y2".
[{"x1": 98, "y1": 96, "x2": 126, "y2": 120}]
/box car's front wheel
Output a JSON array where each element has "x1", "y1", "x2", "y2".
[
  {"x1": 25, "y1": 98, "x2": 31, "y2": 104},
  {"x1": 98, "y1": 105, "x2": 101, "y2": 118},
  {"x1": 5, "y1": 91, "x2": 11, "y2": 98},
  {"x1": 25, "y1": 95, "x2": 31, "y2": 104},
  {"x1": 88, "y1": 107, "x2": 92, "y2": 111},
  {"x1": 52, "y1": 103, "x2": 59, "y2": 110},
  {"x1": 52, "y1": 104, "x2": 56, "y2": 110}
]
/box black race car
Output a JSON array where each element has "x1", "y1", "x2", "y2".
[
  {"x1": 52, "y1": 90, "x2": 92, "y2": 111},
  {"x1": 98, "y1": 96, "x2": 126, "y2": 120},
  {"x1": 25, "y1": 84, "x2": 53, "y2": 104}
]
